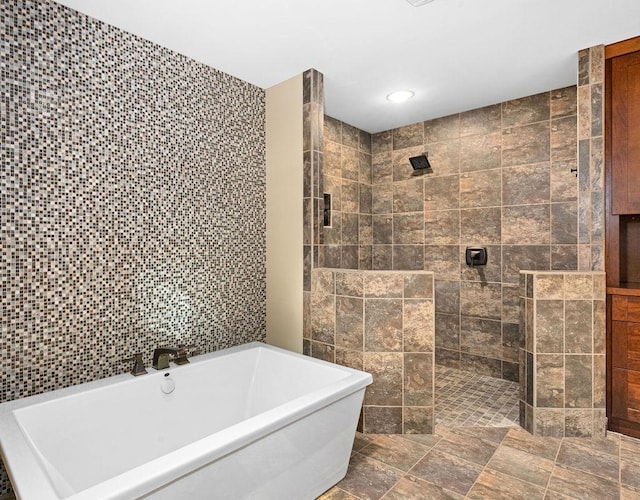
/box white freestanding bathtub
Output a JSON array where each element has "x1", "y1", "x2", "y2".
[{"x1": 0, "y1": 342, "x2": 372, "y2": 500}]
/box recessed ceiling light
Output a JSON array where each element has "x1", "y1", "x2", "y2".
[
  {"x1": 386, "y1": 90, "x2": 415, "y2": 103},
  {"x1": 406, "y1": 0, "x2": 436, "y2": 6}
]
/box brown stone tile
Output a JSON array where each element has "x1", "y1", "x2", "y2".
[
  {"x1": 622, "y1": 485, "x2": 640, "y2": 499},
  {"x1": 459, "y1": 131, "x2": 501, "y2": 172},
  {"x1": 502, "y1": 205, "x2": 550, "y2": 245},
  {"x1": 352, "y1": 432, "x2": 376, "y2": 452},
  {"x1": 502, "y1": 162, "x2": 550, "y2": 206},
  {"x1": 363, "y1": 406, "x2": 403, "y2": 434},
  {"x1": 372, "y1": 151, "x2": 392, "y2": 184},
  {"x1": 535, "y1": 300, "x2": 564, "y2": 353},
  {"x1": 336, "y1": 296, "x2": 363, "y2": 350},
  {"x1": 459, "y1": 169, "x2": 501, "y2": 208},
  {"x1": 565, "y1": 409, "x2": 594, "y2": 437},
  {"x1": 335, "y1": 452, "x2": 403, "y2": 500},
  {"x1": 372, "y1": 130, "x2": 392, "y2": 156},
  {"x1": 393, "y1": 122, "x2": 423, "y2": 150},
  {"x1": 403, "y1": 433, "x2": 442, "y2": 448},
  {"x1": 393, "y1": 177, "x2": 423, "y2": 213},
  {"x1": 372, "y1": 214, "x2": 392, "y2": 244},
  {"x1": 565, "y1": 354, "x2": 592, "y2": 408},
  {"x1": 578, "y1": 86, "x2": 592, "y2": 140},
  {"x1": 404, "y1": 273, "x2": 433, "y2": 299},
  {"x1": 404, "y1": 299, "x2": 434, "y2": 352},
  {"x1": 460, "y1": 316, "x2": 502, "y2": 359},
  {"x1": 460, "y1": 281, "x2": 502, "y2": 320},
  {"x1": 335, "y1": 348, "x2": 363, "y2": 371},
  {"x1": 433, "y1": 427, "x2": 501, "y2": 466},
  {"x1": 456, "y1": 427, "x2": 510, "y2": 445},
  {"x1": 503, "y1": 92, "x2": 550, "y2": 127},
  {"x1": 404, "y1": 353, "x2": 433, "y2": 406},
  {"x1": 392, "y1": 245, "x2": 424, "y2": 271},
  {"x1": 551, "y1": 116, "x2": 578, "y2": 162},
  {"x1": 548, "y1": 464, "x2": 619, "y2": 499},
  {"x1": 409, "y1": 448, "x2": 483, "y2": 496},
  {"x1": 359, "y1": 215, "x2": 373, "y2": 245},
  {"x1": 372, "y1": 183, "x2": 392, "y2": 214},
  {"x1": 435, "y1": 280, "x2": 460, "y2": 314},
  {"x1": 435, "y1": 347, "x2": 460, "y2": 369},
  {"x1": 393, "y1": 213, "x2": 424, "y2": 244},
  {"x1": 424, "y1": 245, "x2": 459, "y2": 281},
  {"x1": 565, "y1": 300, "x2": 593, "y2": 353},
  {"x1": 342, "y1": 147, "x2": 360, "y2": 182},
  {"x1": 551, "y1": 245, "x2": 578, "y2": 271},
  {"x1": 341, "y1": 180, "x2": 359, "y2": 213},
  {"x1": 426, "y1": 139, "x2": 460, "y2": 176},
  {"x1": 404, "y1": 406, "x2": 434, "y2": 434},
  {"x1": 459, "y1": 352, "x2": 502, "y2": 378},
  {"x1": 502, "y1": 321, "x2": 520, "y2": 361},
  {"x1": 325, "y1": 140, "x2": 342, "y2": 178},
  {"x1": 551, "y1": 86, "x2": 578, "y2": 119},
  {"x1": 425, "y1": 114, "x2": 460, "y2": 143},
  {"x1": 311, "y1": 291, "x2": 335, "y2": 344},
  {"x1": 372, "y1": 245, "x2": 392, "y2": 270},
  {"x1": 424, "y1": 174, "x2": 459, "y2": 211},
  {"x1": 425, "y1": 209, "x2": 460, "y2": 245},
  {"x1": 435, "y1": 312, "x2": 460, "y2": 350},
  {"x1": 551, "y1": 202, "x2": 578, "y2": 244},
  {"x1": 620, "y1": 434, "x2": 640, "y2": 463},
  {"x1": 502, "y1": 122, "x2": 550, "y2": 167},
  {"x1": 342, "y1": 213, "x2": 359, "y2": 245},
  {"x1": 557, "y1": 438, "x2": 620, "y2": 480},
  {"x1": 467, "y1": 468, "x2": 546, "y2": 499},
  {"x1": 535, "y1": 408, "x2": 565, "y2": 437},
  {"x1": 364, "y1": 352, "x2": 403, "y2": 406},
  {"x1": 460, "y1": 104, "x2": 501, "y2": 136},
  {"x1": 536, "y1": 354, "x2": 564, "y2": 408},
  {"x1": 501, "y1": 427, "x2": 561, "y2": 461},
  {"x1": 385, "y1": 475, "x2": 463, "y2": 500},
  {"x1": 324, "y1": 115, "x2": 342, "y2": 143},
  {"x1": 342, "y1": 123, "x2": 360, "y2": 150},
  {"x1": 311, "y1": 341, "x2": 335, "y2": 363},
  {"x1": 551, "y1": 159, "x2": 578, "y2": 202},
  {"x1": 359, "y1": 435, "x2": 429, "y2": 471},
  {"x1": 365, "y1": 299, "x2": 402, "y2": 351},
  {"x1": 535, "y1": 273, "x2": 564, "y2": 299},
  {"x1": 459, "y1": 207, "x2": 501, "y2": 244},
  {"x1": 621, "y1": 458, "x2": 640, "y2": 492},
  {"x1": 364, "y1": 272, "x2": 403, "y2": 298},
  {"x1": 502, "y1": 245, "x2": 551, "y2": 284}
]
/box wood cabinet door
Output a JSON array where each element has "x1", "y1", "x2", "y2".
[{"x1": 611, "y1": 50, "x2": 640, "y2": 215}]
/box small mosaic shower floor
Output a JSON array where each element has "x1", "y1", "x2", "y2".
[{"x1": 435, "y1": 366, "x2": 520, "y2": 428}]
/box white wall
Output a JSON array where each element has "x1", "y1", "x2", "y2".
[{"x1": 265, "y1": 74, "x2": 303, "y2": 352}]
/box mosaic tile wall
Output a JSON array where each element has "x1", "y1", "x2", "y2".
[
  {"x1": 321, "y1": 116, "x2": 373, "y2": 270},
  {"x1": 1, "y1": 1, "x2": 265, "y2": 493},
  {"x1": 519, "y1": 271, "x2": 606, "y2": 437},
  {"x1": 577, "y1": 45, "x2": 605, "y2": 271},
  {"x1": 311, "y1": 268, "x2": 435, "y2": 434},
  {"x1": 369, "y1": 87, "x2": 579, "y2": 381}
]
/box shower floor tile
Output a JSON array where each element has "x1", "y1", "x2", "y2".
[{"x1": 435, "y1": 366, "x2": 520, "y2": 428}]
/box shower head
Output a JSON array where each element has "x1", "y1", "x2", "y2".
[{"x1": 409, "y1": 154, "x2": 433, "y2": 173}]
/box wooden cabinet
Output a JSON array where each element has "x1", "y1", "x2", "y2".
[
  {"x1": 611, "y1": 50, "x2": 640, "y2": 215},
  {"x1": 609, "y1": 292, "x2": 640, "y2": 436}
]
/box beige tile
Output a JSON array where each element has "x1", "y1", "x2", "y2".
[
  {"x1": 547, "y1": 464, "x2": 619, "y2": 500},
  {"x1": 385, "y1": 475, "x2": 463, "y2": 500},
  {"x1": 409, "y1": 448, "x2": 483, "y2": 496},
  {"x1": 335, "y1": 453, "x2": 403, "y2": 500}
]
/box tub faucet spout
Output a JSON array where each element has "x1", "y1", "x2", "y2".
[{"x1": 152, "y1": 345, "x2": 198, "y2": 370}]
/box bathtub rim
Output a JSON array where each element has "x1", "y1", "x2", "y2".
[{"x1": 0, "y1": 342, "x2": 372, "y2": 500}]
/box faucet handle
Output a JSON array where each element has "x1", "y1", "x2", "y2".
[
  {"x1": 121, "y1": 353, "x2": 147, "y2": 376},
  {"x1": 179, "y1": 343, "x2": 202, "y2": 356}
]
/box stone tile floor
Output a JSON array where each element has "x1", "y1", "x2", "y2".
[
  {"x1": 320, "y1": 368, "x2": 639, "y2": 499},
  {"x1": 435, "y1": 367, "x2": 520, "y2": 428},
  {"x1": 319, "y1": 427, "x2": 640, "y2": 499}
]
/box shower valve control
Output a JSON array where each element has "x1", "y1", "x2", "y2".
[{"x1": 465, "y1": 247, "x2": 488, "y2": 267}]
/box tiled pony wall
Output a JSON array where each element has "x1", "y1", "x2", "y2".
[{"x1": 1, "y1": 1, "x2": 265, "y2": 493}]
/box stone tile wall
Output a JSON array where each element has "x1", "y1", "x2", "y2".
[
  {"x1": 370, "y1": 87, "x2": 579, "y2": 381},
  {"x1": 519, "y1": 271, "x2": 606, "y2": 437},
  {"x1": 577, "y1": 46, "x2": 605, "y2": 271},
  {"x1": 310, "y1": 268, "x2": 435, "y2": 434},
  {"x1": 321, "y1": 116, "x2": 373, "y2": 270},
  {"x1": 1, "y1": 1, "x2": 265, "y2": 494}
]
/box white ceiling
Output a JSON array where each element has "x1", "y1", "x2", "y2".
[{"x1": 54, "y1": 0, "x2": 639, "y2": 133}]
